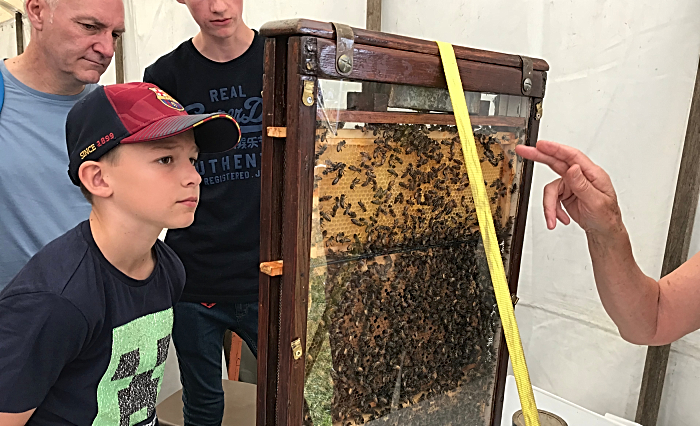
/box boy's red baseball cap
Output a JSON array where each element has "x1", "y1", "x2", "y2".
[{"x1": 66, "y1": 82, "x2": 241, "y2": 185}]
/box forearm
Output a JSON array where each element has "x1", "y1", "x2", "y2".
[{"x1": 586, "y1": 223, "x2": 660, "y2": 344}]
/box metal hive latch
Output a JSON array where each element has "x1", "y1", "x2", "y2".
[
  {"x1": 519, "y1": 56, "x2": 534, "y2": 96},
  {"x1": 332, "y1": 22, "x2": 355, "y2": 77}
]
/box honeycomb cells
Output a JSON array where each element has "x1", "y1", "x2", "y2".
[{"x1": 304, "y1": 123, "x2": 525, "y2": 426}]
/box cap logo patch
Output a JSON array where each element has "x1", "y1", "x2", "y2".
[{"x1": 148, "y1": 87, "x2": 184, "y2": 111}]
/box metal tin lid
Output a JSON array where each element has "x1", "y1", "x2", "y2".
[{"x1": 512, "y1": 410, "x2": 568, "y2": 426}]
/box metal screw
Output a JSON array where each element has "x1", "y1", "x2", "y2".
[
  {"x1": 522, "y1": 77, "x2": 532, "y2": 93},
  {"x1": 306, "y1": 96, "x2": 313, "y2": 104},
  {"x1": 306, "y1": 61, "x2": 314, "y2": 70},
  {"x1": 337, "y1": 54, "x2": 353, "y2": 75}
]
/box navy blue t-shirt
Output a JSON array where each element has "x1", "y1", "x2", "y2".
[
  {"x1": 143, "y1": 32, "x2": 263, "y2": 304},
  {"x1": 0, "y1": 221, "x2": 185, "y2": 425}
]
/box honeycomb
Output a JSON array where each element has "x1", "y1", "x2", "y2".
[{"x1": 304, "y1": 123, "x2": 526, "y2": 426}]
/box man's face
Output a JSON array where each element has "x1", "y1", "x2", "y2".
[
  {"x1": 179, "y1": 0, "x2": 244, "y2": 39},
  {"x1": 101, "y1": 131, "x2": 202, "y2": 230},
  {"x1": 38, "y1": 0, "x2": 125, "y2": 84}
]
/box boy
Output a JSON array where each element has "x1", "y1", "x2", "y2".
[
  {"x1": 143, "y1": 1, "x2": 263, "y2": 423},
  {"x1": 0, "y1": 82, "x2": 239, "y2": 426}
]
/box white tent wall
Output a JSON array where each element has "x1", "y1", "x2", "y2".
[{"x1": 0, "y1": 18, "x2": 16, "y2": 58}]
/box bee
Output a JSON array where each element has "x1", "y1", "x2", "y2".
[
  {"x1": 315, "y1": 144, "x2": 327, "y2": 159},
  {"x1": 358, "y1": 201, "x2": 367, "y2": 212},
  {"x1": 319, "y1": 195, "x2": 332, "y2": 202},
  {"x1": 332, "y1": 168, "x2": 344, "y2": 185},
  {"x1": 350, "y1": 177, "x2": 361, "y2": 190},
  {"x1": 336, "y1": 140, "x2": 347, "y2": 152},
  {"x1": 351, "y1": 218, "x2": 367, "y2": 226},
  {"x1": 320, "y1": 211, "x2": 331, "y2": 221},
  {"x1": 348, "y1": 165, "x2": 362, "y2": 173},
  {"x1": 511, "y1": 183, "x2": 518, "y2": 194},
  {"x1": 387, "y1": 169, "x2": 398, "y2": 178}
]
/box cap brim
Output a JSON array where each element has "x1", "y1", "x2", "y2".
[{"x1": 121, "y1": 113, "x2": 241, "y2": 153}]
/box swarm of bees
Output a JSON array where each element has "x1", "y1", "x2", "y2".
[{"x1": 307, "y1": 123, "x2": 523, "y2": 426}]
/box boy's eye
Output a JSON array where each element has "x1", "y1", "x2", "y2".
[
  {"x1": 190, "y1": 157, "x2": 197, "y2": 166},
  {"x1": 158, "y1": 156, "x2": 173, "y2": 165}
]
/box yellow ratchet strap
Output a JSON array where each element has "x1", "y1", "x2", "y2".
[{"x1": 436, "y1": 41, "x2": 540, "y2": 426}]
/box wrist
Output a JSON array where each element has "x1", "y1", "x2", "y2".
[{"x1": 585, "y1": 208, "x2": 626, "y2": 243}]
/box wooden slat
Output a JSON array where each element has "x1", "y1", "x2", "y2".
[
  {"x1": 316, "y1": 109, "x2": 526, "y2": 127},
  {"x1": 366, "y1": 0, "x2": 381, "y2": 32},
  {"x1": 635, "y1": 58, "x2": 700, "y2": 426},
  {"x1": 115, "y1": 37, "x2": 125, "y2": 84},
  {"x1": 257, "y1": 36, "x2": 286, "y2": 426},
  {"x1": 260, "y1": 18, "x2": 549, "y2": 71},
  {"x1": 224, "y1": 331, "x2": 243, "y2": 381},
  {"x1": 260, "y1": 260, "x2": 284, "y2": 277},
  {"x1": 314, "y1": 38, "x2": 546, "y2": 98},
  {"x1": 277, "y1": 37, "x2": 317, "y2": 426},
  {"x1": 14, "y1": 12, "x2": 23, "y2": 55}
]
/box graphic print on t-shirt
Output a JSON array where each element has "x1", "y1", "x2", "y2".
[
  {"x1": 92, "y1": 308, "x2": 173, "y2": 426},
  {"x1": 184, "y1": 87, "x2": 262, "y2": 187}
]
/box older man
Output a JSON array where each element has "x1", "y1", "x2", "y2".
[{"x1": 0, "y1": 0, "x2": 124, "y2": 289}]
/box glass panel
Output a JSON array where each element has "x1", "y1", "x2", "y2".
[{"x1": 304, "y1": 79, "x2": 529, "y2": 426}]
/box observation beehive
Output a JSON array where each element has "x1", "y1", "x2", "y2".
[{"x1": 257, "y1": 19, "x2": 548, "y2": 426}]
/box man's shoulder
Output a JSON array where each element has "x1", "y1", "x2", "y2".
[{"x1": 2, "y1": 223, "x2": 90, "y2": 299}]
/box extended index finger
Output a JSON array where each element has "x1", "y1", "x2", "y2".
[
  {"x1": 535, "y1": 140, "x2": 600, "y2": 179},
  {"x1": 514, "y1": 144, "x2": 570, "y2": 177}
]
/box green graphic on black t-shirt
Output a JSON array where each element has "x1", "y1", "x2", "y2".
[{"x1": 92, "y1": 308, "x2": 173, "y2": 426}]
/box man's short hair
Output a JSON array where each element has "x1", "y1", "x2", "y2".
[{"x1": 79, "y1": 146, "x2": 121, "y2": 204}]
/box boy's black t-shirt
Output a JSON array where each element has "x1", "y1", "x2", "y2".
[
  {"x1": 0, "y1": 221, "x2": 185, "y2": 425},
  {"x1": 143, "y1": 32, "x2": 264, "y2": 304}
]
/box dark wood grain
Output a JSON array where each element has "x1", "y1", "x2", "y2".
[
  {"x1": 14, "y1": 12, "x2": 23, "y2": 55},
  {"x1": 366, "y1": 0, "x2": 382, "y2": 31},
  {"x1": 115, "y1": 37, "x2": 125, "y2": 84},
  {"x1": 315, "y1": 109, "x2": 526, "y2": 127},
  {"x1": 257, "y1": 37, "x2": 286, "y2": 426},
  {"x1": 276, "y1": 37, "x2": 318, "y2": 426},
  {"x1": 635, "y1": 58, "x2": 700, "y2": 426},
  {"x1": 313, "y1": 38, "x2": 546, "y2": 98},
  {"x1": 260, "y1": 18, "x2": 549, "y2": 71}
]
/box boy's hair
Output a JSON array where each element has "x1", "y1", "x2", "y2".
[{"x1": 78, "y1": 146, "x2": 121, "y2": 204}]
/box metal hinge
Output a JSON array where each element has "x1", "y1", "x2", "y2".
[
  {"x1": 291, "y1": 338, "x2": 303, "y2": 360},
  {"x1": 332, "y1": 22, "x2": 354, "y2": 77},
  {"x1": 535, "y1": 102, "x2": 543, "y2": 120},
  {"x1": 302, "y1": 80, "x2": 315, "y2": 107},
  {"x1": 519, "y1": 56, "x2": 534, "y2": 96}
]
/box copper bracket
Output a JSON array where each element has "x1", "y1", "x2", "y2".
[{"x1": 332, "y1": 22, "x2": 354, "y2": 77}]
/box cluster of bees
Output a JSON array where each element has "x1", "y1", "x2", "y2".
[{"x1": 306, "y1": 123, "x2": 522, "y2": 426}]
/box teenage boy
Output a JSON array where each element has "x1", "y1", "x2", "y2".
[
  {"x1": 143, "y1": 0, "x2": 263, "y2": 423},
  {"x1": 0, "y1": 82, "x2": 239, "y2": 426}
]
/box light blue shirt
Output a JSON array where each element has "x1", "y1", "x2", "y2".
[{"x1": 0, "y1": 60, "x2": 95, "y2": 289}]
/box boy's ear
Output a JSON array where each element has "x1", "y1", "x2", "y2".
[{"x1": 79, "y1": 161, "x2": 113, "y2": 200}]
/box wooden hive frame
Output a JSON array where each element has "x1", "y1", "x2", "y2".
[{"x1": 258, "y1": 19, "x2": 548, "y2": 426}]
